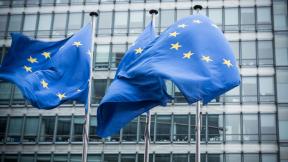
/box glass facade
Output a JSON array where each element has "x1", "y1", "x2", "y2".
[{"x1": 0, "y1": 0, "x2": 287, "y2": 161}]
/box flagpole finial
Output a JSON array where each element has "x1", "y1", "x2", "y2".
[
  {"x1": 89, "y1": 12, "x2": 98, "y2": 17},
  {"x1": 193, "y1": 5, "x2": 203, "y2": 10},
  {"x1": 149, "y1": 9, "x2": 158, "y2": 15}
]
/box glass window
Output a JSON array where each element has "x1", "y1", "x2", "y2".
[
  {"x1": 0, "y1": 15, "x2": 8, "y2": 38},
  {"x1": 52, "y1": 13, "x2": 67, "y2": 37},
  {"x1": 160, "y1": 10, "x2": 175, "y2": 32},
  {"x1": 225, "y1": 115, "x2": 241, "y2": 142},
  {"x1": 155, "y1": 154, "x2": 170, "y2": 162},
  {"x1": 156, "y1": 115, "x2": 171, "y2": 142},
  {"x1": 87, "y1": 154, "x2": 101, "y2": 162},
  {"x1": 111, "y1": 44, "x2": 126, "y2": 68},
  {"x1": 243, "y1": 115, "x2": 258, "y2": 142},
  {"x1": 242, "y1": 77, "x2": 257, "y2": 102},
  {"x1": 172, "y1": 115, "x2": 188, "y2": 142},
  {"x1": 208, "y1": 115, "x2": 223, "y2": 142},
  {"x1": 261, "y1": 114, "x2": 276, "y2": 142},
  {"x1": 37, "y1": 14, "x2": 52, "y2": 37},
  {"x1": 55, "y1": 0, "x2": 69, "y2": 4},
  {"x1": 230, "y1": 41, "x2": 239, "y2": 61},
  {"x1": 70, "y1": 155, "x2": 81, "y2": 162},
  {"x1": 23, "y1": 14, "x2": 37, "y2": 36},
  {"x1": 277, "y1": 69, "x2": 288, "y2": 103},
  {"x1": 72, "y1": 117, "x2": 84, "y2": 142},
  {"x1": 190, "y1": 154, "x2": 206, "y2": 162},
  {"x1": 89, "y1": 116, "x2": 101, "y2": 142},
  {"x1": 279, "y1": 106, "x2": 288, "y2": 141},
  {"x1": 0, "y1": 82, "x2": 12, "y2": 105},
  {"x1": 97, "y1": 12, "x2": 113, "y2": 35},
  {"x1": 273, "y1": 0, "x2": 288, "y2": 30},
  {"x1": 114, "y1": 11, "x2": 128, "y2": 35},
  {"x1": 0, "y1": 0, "x2": 10, "y2": 7},
  {"x1": 129, "y1": 11, "x2": 144, "y2": 35},
  {"x1": 243, "y1": 154, "x2": 259, "y2": 162},
  {"x1": 173, "y1": 154, "x2": 188, "y2": 162},
  {"x1": 275, "y1": 34, "x2": 288, "y2": 66},
  {"x1": 280, "y1": 146, "x2": 288, "y2": 162},
  {"x1": 56, "y1": 117, "x2": 71, "y2": 142},
  {"x1": 41, "y1": 0, "x2": 54, "y2": 5},
  {"x1": 20, "y1": 155, "x2": 34, "y2": 162},
  {"x1": 92, "y1": 79, "x2": 107, "y2": 104},
  {"x1": 53, "y1": 155, "x2": 68, "y2": 162},
  {"x1": 122, "y1": 118, "x2": 137, "y2": 142},
  {"x1": 39, "y1": 116, "x2": 55, "y2": 142},
  {"x1": 70, "y1": 0, "x2": 84, "y2": 4},
  {"x1": 209, "y1": 8, "x2": 222, "y2": 27},
  {"x1": 226, "y1": 154, "x2": 241, "y2": 162},
  {"x1": 225, "y1": 86, "x2": 240, "y2": 103},
  {"x1": 36, "y1": 155, "x2": 51, "y2": 162},
  {"x1": 8, "y1": 14, "x2": 22, "y2": 33},
  {"x1": 23, "y1": 117, "x2": 39, "y2": 142},
  {"x1": 26, "y1": 0, "x2": 40, "y2": 5},
  {"x1": 258, "y1": 40, "x2": 273, "y2": 65},
  {"x1": 121, "y1": 154, "x2": 136, "y2": 162},
  {"x1": 241, "y1": 41, "x2": 256, "y2": 66},
  {"x1": 95, "y1": 44, "x2": 110, "y2": 69},
  {"x1": 257, "y1": 7, "x2": 272, "y2": 30},
  {"x1": 176, "y1": 9, "x2": 191, "y2": 21},
  {"x1": 208, "y1": 154, "x2": 221, "y2": 162},
  {"x1": 12, "y1": 86, "x2": 25, "y2": 105},
  {"x1": 139, "y1": 115, "x2": 146, "y2": 142},
  {"x1": 103, "y1": 154, "x2": 118, "y2": 162},
  {"x1": 241, "y1": 8, "x2": 255, "y2": 31},
  {"x1": 0, "y1": 117, "x2": 7, "y2": 142},
  {"x1": 7, "y1": 117, "x2": 23, "y2": 142},
  {"x1": 262, "y1": 154, "x2": 277, "y2": 162},
  {"x1": 4, "y1": 154, "x2": 18, "y2": 162},
  {"x1": 67, "y1": 13, "x2": 82, "y2": 35},
  {"x1": 225, "y1": 8, "x2": 239, "y2": 31},
  {"x1": 259, "y1": 77, "x2": 274, "y2": 102}
]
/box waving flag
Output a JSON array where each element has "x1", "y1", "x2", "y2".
[
  {"x1": 96, "y1": 22, "x2": 171, "y2": 137},
  {"x1": 0, "y1": 24, "x2": 92, "y2": 109},
  {"x1": 118, "y1": 14, "x2": 240, "y2": 104}
]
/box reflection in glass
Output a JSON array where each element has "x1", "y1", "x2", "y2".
[
  {"x1": 243, "y1": 115, "x2": 258, "y2": 142},
  {"x1": 225, "y1": 115, "x2": 240, "y2": 142},
  {"x1": 56, "y1": 117, "x2": 71, "y2": 142},
  {"x1": 23, "y1": 117, "x2": 39, "y2": 142},
  {"x1": 39, "y1": 117, "x2": 55, "y2": 142},
  {"x1": 7, "y1": 117, "x2": 22, "y2": 142}
]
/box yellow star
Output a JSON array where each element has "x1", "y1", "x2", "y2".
[
  {"x1": 23, "y1": 65, "x2": 32, "y2": 72},
  {"x1": 135, "y1": 48, "x2": 143, "y2": 54},
  {"x1": 183, "y1": 51, "x2": 193, "y2": 59},
  {"x1": 223, "y1": 59, "x2": 233, "y2": 68},
  {"x1": 41, "y1": 80, "x2": 48, "y2": 89},
  {"x1": 169, "y1": 31, "x2": 179, "y2": 37},
  {"x1": 27, "y1": 56, "x2": 38, "y2": 63},
  {"x1": 178, "y1": 24, "x2": 187, "y2": 28},
  {"x1": 193, "y1": 19, "x2": 202, "y2": 24},
  {"x1": 202, "y1": 55, "x2": 213, "y2": 62},
  {"x1": 56, "y1": 93, "x2": 66, "y2": 100},
  {"x1": 170, "y1": 42, "x2": 182, "y2": 50},
  {"x1": 73, "y1": 41, "x2": 82, "y2": 47},
  {"x1": 42, "y1": 52, "x2": 51, "y2": 59}
]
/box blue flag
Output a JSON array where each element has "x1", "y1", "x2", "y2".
[
  {"x1": 96, "y1": 22, "x2": 171, "y2": 137},
  {"x1": 0, "y1": 24, "x2": 92, "y2": 109},
  {"x1": 118, "y1": 14, "x2": 241, "y2": 104}
]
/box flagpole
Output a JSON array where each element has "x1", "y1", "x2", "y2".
[
  {"x1": 193, "y1": 5, "x2": 203, "y2": 162},
  {"x1": 143, "y1": 9, "x2": 158, "y2": 162},
  {"x1": 82, "y1": 11, "x2": 98, "y2": 162}
]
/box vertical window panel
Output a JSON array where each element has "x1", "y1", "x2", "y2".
[
  {"x1": 0, "y1": 82, "x2": 12, "y2": 105},
  {"x1": 259, "y1": 77, "x2": 275, "y2": 102},
  {"x1": 97, "y1": 12, "x2": 113, "y2": 35},
  {"x1": 273, "y1": 0, "x2": 288, "y2": 30},
  {"x1": 225, "y1": 115, "x2": 241, "y2": 142},
  {"x1": 70, "y1": 155, "x2": 81, "y2": 162},
  {"x1": 39, "y1": 116, "x2": 55, "y2": 142},
  {"x1": 225, "y1": 8, "x2": 239, "y2": 31},
  {"x1": 92, "y1": 79, "x2": 107, "y2": 104},
  {"x1": 26, "y1": 0, "x2": 40, "y2": 6},
  {"x1": 242, "y1": 77, "x2": 257, "y2": 102},
  {"x1": 261, "y1": 114, "x2": 276, "y2": 142},
  {"x1": 226, "y1": 154, "x2": 241, "y2": 162},
  {"x1": 56, "y1": 117, "x2": 71, "y2": 142},
  {"x1": 262, "y1": 154, "x2": 277, "y2": 162},
  {"x1": 257, "y1": 7, "x2": 272, "y2": 30},
  {"x1": 279, "y1": 106, "x2": 288, "y2": 141},
  {"x1": 208, "y1": 154, "x2": 222, "y2": 162},
  {"x1": 36, "y1": 155, "x2": 51, "y2": 162},
  {"x1": 4, "y1": 154, "x2": 18, "y2": 162},
  {"x1": 23, "y1": 14, "x2": 37, "y2": 36},
  {"x1": 156, "y1": 115, "x2": 171, "y2": 142},
  {"x1": 243, "y1": 154, "x2": 259, "y2": 162},
  {"x1": 72, "y1": 117, "x2": 84, "y2": 142},
  {"x1": 89, "y1": 116, "x2": 101, "y2": 142},
  {"x1": 113, "y1": 11, "x2": 128, "y2": 35},
  {"x1": 129, "y1": 11, "x2": 144, "y2": 35},
  {"x1": 23, "y1": 117, "x2": 39, "y2": 142},
  {"x1": 277, "y1": 69, "x2": 288, "y2": 103},
  {"x1": 172, "y1": 115, "x2": 188, "y2": 142},
  {"x1": 110, "y1": 44, "x2": 126, "y2": 68},
  {"x1": 53, "y1": 154, "x2": 68, "y2": 162},
  {"x1": 241, "y1": 41, "x2": 256, "y2": 66},
  {"x1": 20, "y1": 155, "x2": 35, "y2": 162},
  {"x1": 176, "y1": 9, "x2": 190, "y2": 21},
  {"x1": 173, "y1": 154, "x2": 188, "y2": 162},
  {"x1": 95, "y1": 44, "x2": 110, "y2": 69},
  {"x1": 37, "y1": 14, "x2": 52, "y2": 37},
  {"x1": 122, "y1": 118, "x2": 137, "y2": 142},
  {"x1": 275, "y1": 34, "x2": 288, "y2": 66},
  {"x1": 243, "y1": 115, "x2": 259, "y2": 142},
  {"x1": 103, "y1": 154, "x2": 118, "y2": 162},
  {"x1": 121, "y1": 154, "x2": 136, "y2": 162},
  {"x1": 258, "y1": 40, "x2": 273, "y2": 65},
  {"x1": 12, "y1": 86, "x2": 25, "y2": 105},
  {"x1": 155, "y1": 154, "x2": 170, "y2": 162},
  {"x1": 8, "y1": 14, "x2": 22, "y2": 33},
  {"x1": 209, "y1": 8, "x2": 222, "y2": 28},
  {"x1": 230, "y1": 41, "x2": 240, "y2": 61},
  {"x1": 52, "y1": 13, "x2": 67, "y2": 37},
  {"x1": 241, "y1": 8, "x2": 255, "y2": 31},
  {"x1": 0, "y1": 15, "x2": 8, "y2": 38},
  {"x1": 208, "y1": 115, "x2": 223, "y2": 142},
  {"x1": 0, "y1": 117, "x2": 7, "y2": 142},
  {"x1": 160, "y1": 10, "x2": 175, "y2": 32},
  {"x1": 225, "y1": 86, "x2": 240, "y2": 103},
  {"x1": 67, "y1": 13, "x2": 82, "y2": 35},
  {"x1": 87, "y1": 154, "x2": 101, "y2": 162},
  {"x1": 7, "y1": 117, "x2": 23, "y2": 142}
]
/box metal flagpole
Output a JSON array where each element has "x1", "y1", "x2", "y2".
[
  {"x1": 193, "y1": 5, "x2": 203, "y2": 162},
  {"x1": 143, "y1": 9, "x2": 158, "y2": 162},
  {"x1": 82, "y1": 11, "x2": 98, "y2": 162}
]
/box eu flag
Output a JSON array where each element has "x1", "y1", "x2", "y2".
[
  {"x1": 0, "y1": 24, "x2": 92, "y2": 109},
  {"x1": 118, "y1": 14, "x2": 241, "y2": 104},
  {"x1": 96, "y1": 22, "x2": 171, "y2": 137}
]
